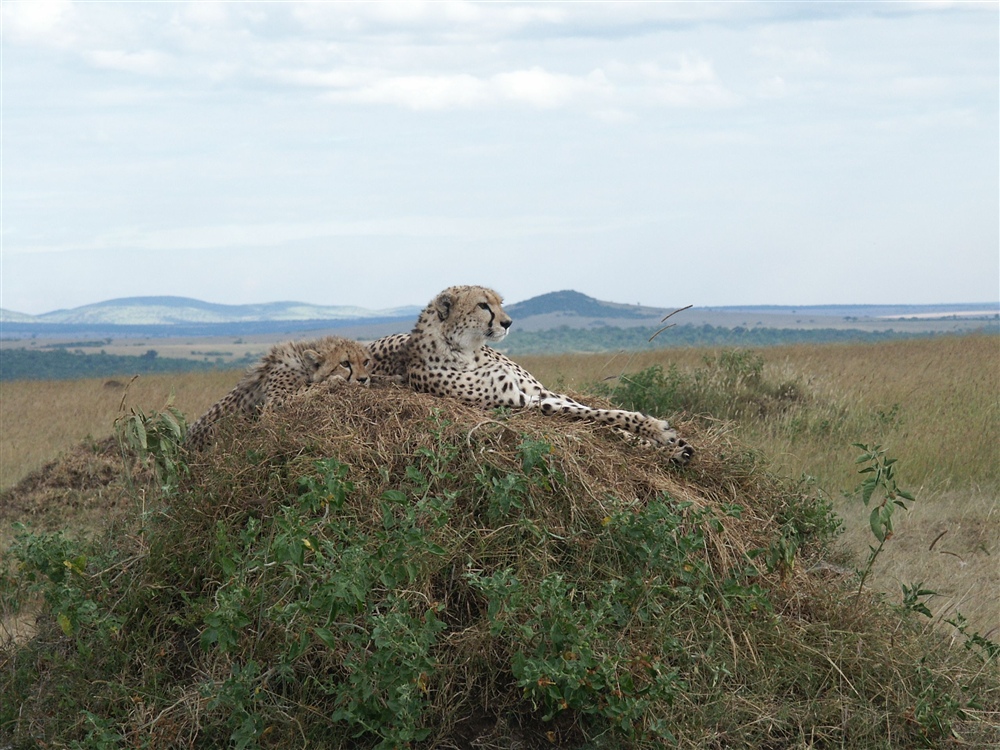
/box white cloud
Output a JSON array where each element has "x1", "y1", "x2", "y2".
[
  {"x1": 1, "y1": 0, "x2": 77, "y2": 47},
  {"x1": 751, "y1": 43, "x2": 831, "y2": 70},
  {"x1": 175, "y1": 0, "x2": 231, "y2": 27},
  {"x1": 288, "y1": 0, "x2": 563, "y2": 38},
  {"x1": 289, "y1": 58, "x2": 735, "y2": 113},
  {"x1": 591, "y1": 107, "x2": 637, "y2": 124},
  {"x1": 634, "y1": 57, "x2": 740, "y2": 108},
  {"x1": 84, "y1": 49, "x2": 171, "y2": 76},
  {"x1": 313, "y1": 66, "x2": 613, "y2": 111},
  {"x1": 275, "y1": 67, "x2": 374, "y2": 89},
  {"x1": 492, "y1": 67, "x2": 610, "y2": 108},
  {"x1": 7, "y1": 210, "x2": 663, "y2": 258},
  {"x1": 0, "y1": 3, "x2": 760, "y2": 115},
  {"x1": 327, "y1": 73, "x2": 489, "y2": 110}
]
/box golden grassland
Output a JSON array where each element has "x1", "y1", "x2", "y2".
[
  {"x1": 532, "y1": 335, "x2": 1000, "y2": 637},
  {"x1": 1, "y1": 334, "x2": 998, "y2": 636},
  {"x1": 522, "y1": 335, "x2": 1000, "y2": 490},
  {"x1": 0, "y1": 370, "x2": 236, "y2": 490}
]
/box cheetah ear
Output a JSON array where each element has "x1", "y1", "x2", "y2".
[
  {"x1": 433, "y1": 291, "x2": 453, "y2": 321},
  {"x1": 302, "y1": 349, "x2": 321, "y2": 371}
]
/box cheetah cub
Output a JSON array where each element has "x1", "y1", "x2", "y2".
[
  {"x1": 185, "y1": 336, "x2": 372, "y2": 451},
  {"x1": 369, "y1": 285, "x2": 693, "y2": 464}
]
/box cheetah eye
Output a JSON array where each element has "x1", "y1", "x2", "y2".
[
  {"x1": 340, "y1": 360, "x2": 351, "y2": 368},
  {"x1": 478, "y1": 302, "x2": 490, "y2": 310},
  {"x1": 363, "y1": 359, "x2": 371, "y2": 368}
]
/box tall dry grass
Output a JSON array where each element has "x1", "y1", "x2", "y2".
[
  {"x1": 525, "y1": 334, "x2": 1000, "y2": 636},
  {"x1": 758, "y1": 335, "x2": 1000, "y2": 492},
  {"x1": 523, "y1": 334, "x2": 1000, "y2": 492},
  {"x1": 0, "y1": 369, "x2": 242, "y2": 490}
]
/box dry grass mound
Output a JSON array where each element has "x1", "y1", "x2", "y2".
[
  {"x1": 195, "y1": 384, "x2": 772, "y2": 569},
  {"x1": 0, "y1": 436, "x2": 149, "y2": 546},
  {"x1": 1, "y1": 383, "x2": 997, "y2": 748}
]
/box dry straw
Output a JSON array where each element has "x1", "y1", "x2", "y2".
[{"x1": 190, "y1": 382, "x2": 784, "y2": 582}]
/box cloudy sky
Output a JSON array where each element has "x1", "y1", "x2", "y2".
[{"x1": 1, "y1": 1, "x2": 997, "y2": 315}]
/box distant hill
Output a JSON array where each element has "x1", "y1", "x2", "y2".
[
  {"x1": 0, "y1": 296, "x2": 421, "y2": 326},
  {"x1": 506, "y1": 290, "x2": 662, "y2": 320},
  {"x1": 0, "y1": 309, "x2": 36, "y2": 323}
]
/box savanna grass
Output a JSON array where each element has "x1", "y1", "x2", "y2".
[
  {"x1": 2, "y1": 383, "x2": 997, "y2": 748},
  {"x1": 578, "y1": 334, "x2": 999, "y2": 638},
  {"x1": 531, "y1": 333, "x2": 1000, "y2": 492},
  {"x1": 0, "y1": 369, "x2": 241, "y2": 490}
]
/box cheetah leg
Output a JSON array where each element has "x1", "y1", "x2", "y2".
[{"x1": 537, "y1": 395, "x2": 694, "y2": 464}]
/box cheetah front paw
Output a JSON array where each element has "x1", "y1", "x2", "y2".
[
  {"x1": 669, "y1": 437, "x2": 694, "y2": 465},
  {"x1": 652, "y1": 421, "x2": 694, "y2": 465}
]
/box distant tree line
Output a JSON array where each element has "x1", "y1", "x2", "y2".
[{"x1": 0, "y1": 348, "x2": 247, "y2": 381}]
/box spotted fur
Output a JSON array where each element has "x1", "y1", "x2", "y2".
[
  {"x1": 369, "y1": 285, "x2": 693, "y2": 463},
  {"x1": 185, "y1": 336, "x2": 372, "y2": 451}
]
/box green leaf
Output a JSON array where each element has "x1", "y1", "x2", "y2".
[
  {"x1": 381, "y1": 489, "x2": 408, "y2": 505},
  {"x1": 869, "y1": 508, "x2": 886, "y2": 542},
  {"x1": 160, "y1": 409, "x2": 181, "y2": 436},
  {"x1": 132, "y1": 418, "x2": 148, "y2": 451},
  {"x1": 219, "y1": 556, "x2": 236, "y2": 577},
  {"x1": 860, "y1": 478, "x2": 876, "y2": 506},
  {"x1": 315, "y1": 627, "x2": 338, "y2": 649},
  {"x1": 57, "y1": 612, "x2": 74, "y2": 637}
]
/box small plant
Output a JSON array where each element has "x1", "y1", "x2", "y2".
[
  {"x1": 467, "y1": 493, "x2": 764, "y2": 741},
  {"x1": 900, "y1": 582, "x2": 936, "y2": 618},
  {"x1": 946, "y1": 613, "x2": 1000, "y2": 661},
  {"x1": 68, "y1": 711, "x2": 124, "y2": 750},
  {"x1": 851, "y1": 442, "x2": 916, "y2": 598},
  {"x1": 765, "y1": 475, "x2": 842, "y2": 578},
  {"x1": 114, "y1": 396, "x2": 187, "y2": 492}
]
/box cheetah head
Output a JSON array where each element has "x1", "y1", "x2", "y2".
[
  {"x1": 429, "y1": 285, "x2": 512, "y2": 351},
  {"x1": 303, "y1": 338, "x2": 372, "y2": 386}
]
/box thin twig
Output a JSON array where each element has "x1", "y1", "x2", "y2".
[
  {"x1": 928, "y1": 529, "x2": 947, "y2": 551},
  {"x1": 648, "y1": 304, "x2": 693, "y2": 343},
  {"x1": 117, "y1": 374, "x2": 140, "y2": 413}
]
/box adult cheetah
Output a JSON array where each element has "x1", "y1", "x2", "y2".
[
  {"x1": 185, "y1": 336, "x2": 372, "y2": 451},
  {"x1": 369, "y1": 285, "x2": 693, "y2": 463}
]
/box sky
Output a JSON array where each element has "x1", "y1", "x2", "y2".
[{"x1": 1, "y1": 1, "x2": 997, "y2": 316}]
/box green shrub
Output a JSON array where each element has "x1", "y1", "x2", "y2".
[{"x1": 596, "y1": 350, "x2": 804, "y2": 424}]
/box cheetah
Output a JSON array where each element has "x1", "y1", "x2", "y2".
[
  {"x1": 185, "y1": 336, "x2": 372, "y2": 451},
  {"x1": 369, "y1": 285, "x2": 693, "y2": 463}
]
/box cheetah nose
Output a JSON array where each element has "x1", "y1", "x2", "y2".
[
  {"x1": 500, "y1": 318, "x2": 512, "y2": 330},
  {"x1": 357, "y1": 376, "x2": 370, "y2": 385}
]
